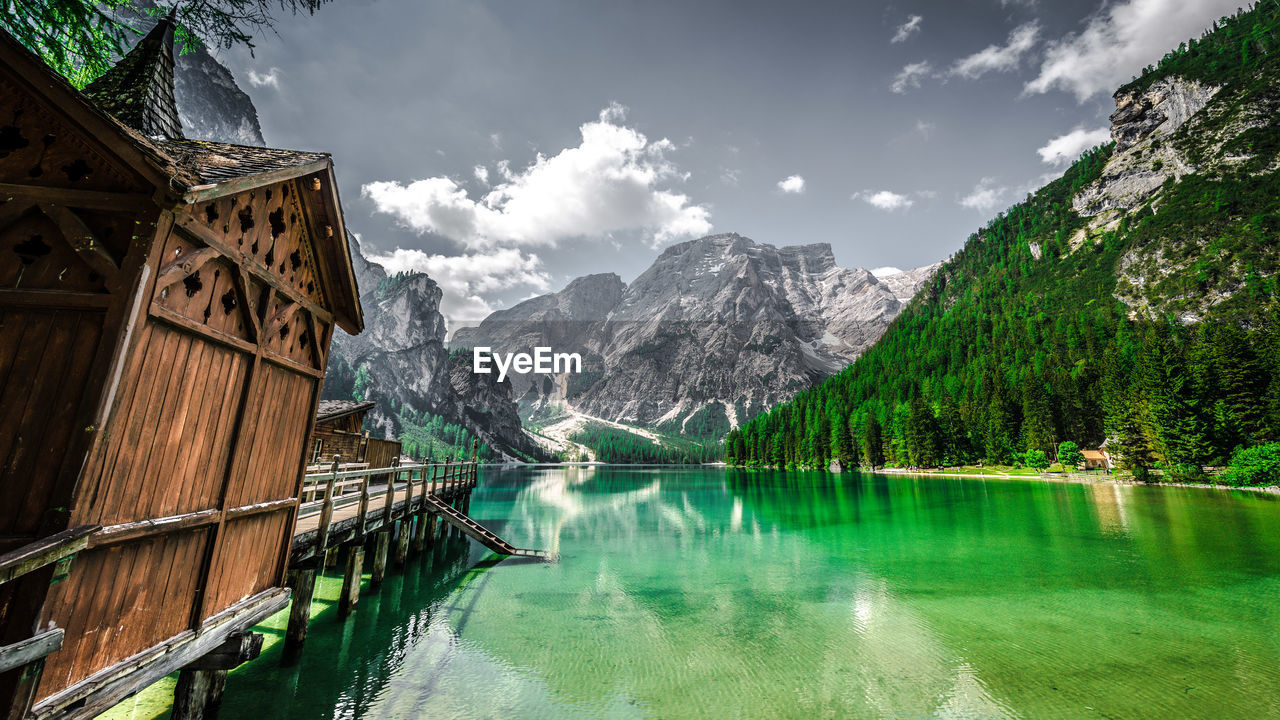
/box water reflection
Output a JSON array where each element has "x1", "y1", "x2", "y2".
[{"x1": 213, "y1": 467, "x2": 1280, "y2": 720}]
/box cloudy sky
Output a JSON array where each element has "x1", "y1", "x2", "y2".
[{"x1": 221, "y1": 0, "x2": 1240, "y2": 329}]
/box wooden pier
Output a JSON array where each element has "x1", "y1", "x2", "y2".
[{"x1": 280, "y1": 453, "x2": 552, "y2": 653}]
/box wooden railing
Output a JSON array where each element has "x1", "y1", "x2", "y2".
[
  {"x1": 297, "y1": 456, "x2": 477, "y2": 548},
  {"x1": 0, "y1": 525, "x2": 98, "y2": 682}
]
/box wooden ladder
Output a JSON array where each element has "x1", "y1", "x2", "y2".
[{"x1": 424, "y1": 495, "x2": 554, "y2": 561}]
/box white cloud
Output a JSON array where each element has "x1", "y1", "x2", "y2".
[
  {"x1": 949, "y1": 22, "x2": 1040, "y2": 79},
  {"x1": 854, "y1": 190, "x2": 914, "y2": 211},
  {"x1": 915, "y1": 119, "x2": 936, "y2": 139},
  {"x1": 892, "y1": 15, "x2": 923, "y2": 43},
  {"x1": 959, "y1": 178, "x2": 1009, "y2": 211},
  {"x1": 246, "y1": 67, "x2": 281, "y2": 89},
  {"x1": 720, "y1": 168, "x2": 741, "y2": 186},
  {"x1": 362, "y1": 103, "x2": 711, "y2": 250},
  {"x1": 368, "y1": 247, "x2": 551, "y2": 330},
  {"x1": 1026, "y1": 0, "x2": 1241, "y2": 101},
  {"x1": 1037, "y1": 126, "x2": 1111, "y2": 164},
  {"x1": 474, "y1": 165, "x2": 489, "y2": 184},
  {"x1": 891, "y1": 61, "x2": 933, "y2": 94},
  {"x1": 777, "y1": 175, "x2": 806, "y2": 194}
]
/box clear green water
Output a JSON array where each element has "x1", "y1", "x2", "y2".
[{"x1": 207, "y1": 467, "x2": 1280, "y2": 719}]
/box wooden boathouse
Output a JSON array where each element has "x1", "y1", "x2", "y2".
[
  {"x1": 0, "y1": 13, "x2": 364, "y2": 719},
  {"x1": 308, "y1": 400, "x2": 399, "y2": 470}
]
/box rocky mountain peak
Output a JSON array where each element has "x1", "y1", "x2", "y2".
[
  {"x1": 1073, "y1": 76, "x2": 1220, "y2": 219},
  {"x1": 455, "y1": 233, "x2": 939, "y2": 436}
]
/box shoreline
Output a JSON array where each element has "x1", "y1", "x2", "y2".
[
  {"x1": 488, "y1": 461, "x2": 1280, "y2": 496},
  {"x1": 867, "y1": 466, "x2": 1280, "y2": 495}
]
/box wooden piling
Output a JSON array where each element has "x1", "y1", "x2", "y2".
[
  {"x1": 338, "y1": 547, "x2": 364, "y2": 617},
  {"x1": 370, "y1": 532, "x2": 391, "y2": 588},
  {"x1": 394, "y1": 520, "x2": 410, "y2": 568},
  {"x1": 412, "y1": 513, "x2": 432, "y2": 553},
  {"x1": 171, "y1": 669, "x2": 227, "y2": 720},
  {"x1": 284, "y1": 568, "x2": 317, "y2": 653}
]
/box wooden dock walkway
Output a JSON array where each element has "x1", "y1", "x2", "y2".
[{"x1": 277, "y1": 454, "x2": 552, "y2": 661}]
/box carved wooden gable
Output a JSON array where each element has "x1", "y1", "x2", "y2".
[
  {"x1": 0, "y1": 71, "x2": 146, "y2": 193},
  {"x1": 157, "y1": 177, "x2": 335, "y2": 374},
  {"x1": 190, "y1": 179, "x2": 328, "y2": 310}
]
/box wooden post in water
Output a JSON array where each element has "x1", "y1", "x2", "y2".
[
  {"x1": 339, "y1": 547, "x2": 364, "y2": 617},
  {"x1": 369, "y1": 532, "x2": 390, "y2": 589},
  {"x1": 172, "y1": 670, "x2": 226, "y2": 720},
  {"x1": 283, "y1": 568, "x2": 317, "y2": 653},
  {"x1": 172, "y1": 633, "x2": 262, "y2": 720},
  {"x1": 412, "y1": 509, "x2": 430, "y2": 553}
]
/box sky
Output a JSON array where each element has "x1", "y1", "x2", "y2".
[{"x1": 219, "y1": 0, "x2": 1243, "y2": 329}]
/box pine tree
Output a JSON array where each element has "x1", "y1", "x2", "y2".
[{"x1": 862, "y1": 415, "x2": 885, "y2": 469}]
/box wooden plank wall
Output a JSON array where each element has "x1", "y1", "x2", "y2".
[
  {"x1": 363, "y1": 438, "x2": 400, "y2": 471},
  {"x1": 34, "y1": 175, "x2": 336, "y2": 700},
  {"x1": 0, "y1": 63, "x2": 161, "y2": 712}
]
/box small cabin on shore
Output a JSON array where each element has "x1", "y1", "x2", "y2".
[
  {"x1": 1081, "y1": 450, "x2": 1111, "y2": 471},
  {"x1": 308, "y1": 400, "x2": 400, "y2": 471},
  {"x1": 0, "y1": 15, "x2": 361, "y2": 719}
]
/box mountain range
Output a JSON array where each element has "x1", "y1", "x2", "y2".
[{"x1": 451, "y1": 234, "x2": 935, "y2": 452}]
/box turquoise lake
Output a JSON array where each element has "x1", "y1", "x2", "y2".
[{"x1": 203, "y1": 466, "x2": 1280, "y2": 719}]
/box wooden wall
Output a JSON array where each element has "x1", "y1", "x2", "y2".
[
  {"x1": 34, "y1": 174, "x2": 337, "y2": 698},
  {"x1": 0, "y1": 63, "x2": 161, "y2": 713}
]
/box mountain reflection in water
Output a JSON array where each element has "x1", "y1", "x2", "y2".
[{"x1": 212, "y1": 466, "x2": 1280, "y2": 720}]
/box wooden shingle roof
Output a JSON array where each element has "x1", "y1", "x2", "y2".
[
  {"x1": 316, "y1": 400, "x2": 377, "y2": 423},
  {"x1": 155, "y1": 139, "x2": 329, "y2": 184},
  {"x1": 82, "y1": 9, "x2": 182, "y2": 140}
]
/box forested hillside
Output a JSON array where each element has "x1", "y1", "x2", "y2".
[{"x1": 727, "y1": 2, "x2": 1280, "y2": 484}]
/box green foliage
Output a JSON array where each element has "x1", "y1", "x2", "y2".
[
  {"x1": 2, "y1": 0, "x2": 335, "y2": 87},
  {"x1": 352, "y1": 363, "x2": 371, "y2": 401},
  {"x1": 1223, "y1": 441, "x2": 1280, "y2": 486},
  {"x1": 396, "y1": 406, "x2": 490, "y2": 463},
  {"x1": 1024, "y1": 449, "x2": 1050, "y2": 471},
  {"x1": 570, "y1": 422, "x2": 721, "y2": 464},
  {"x1": 1057, "y1": 441, "x2": 1085, "y2": 469}
]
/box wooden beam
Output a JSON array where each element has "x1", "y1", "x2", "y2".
[
  {"x1": 88, "y1": 511, "x2": 216, "y2": 550},
  {"x1": 155, "y1": 246, "x2": 222, "y2": 291},
  {"x1": 0, "y1": 526, "x2": 97, "y2": 585},
  {"x1": 0, "y1": 184, "x2": 152, "y2": 213},
  {"x1": 369, "y1": 532, "x2": 390, "y2": 589},
  {"x1": 38, "y1": 203, "x2": 119, "y2": 278},
  {"x1": 181, "y1": 633, "x2": 262, "y2": 672},
  {"x1": 261, "y1": 350, "x2": 326, "y2": 380},
  {"x1": 29, "y1": 588, "x2": 290, "y2": 720},
  {"x1": 0, "y1": 289, "x2": 112, "y2": 310},
  {"x1": 0, "y1": 629, "x2": 64, "y2": 674},
  {"x1": 394, "y1": 520, "x2": 410, "y2": 568},
  {"x1": 148, "y1": 304, "x2": 257, "y2": 355},
  {"x1": 179, "y1": 159, "x2": 331, "y2": 205}
]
